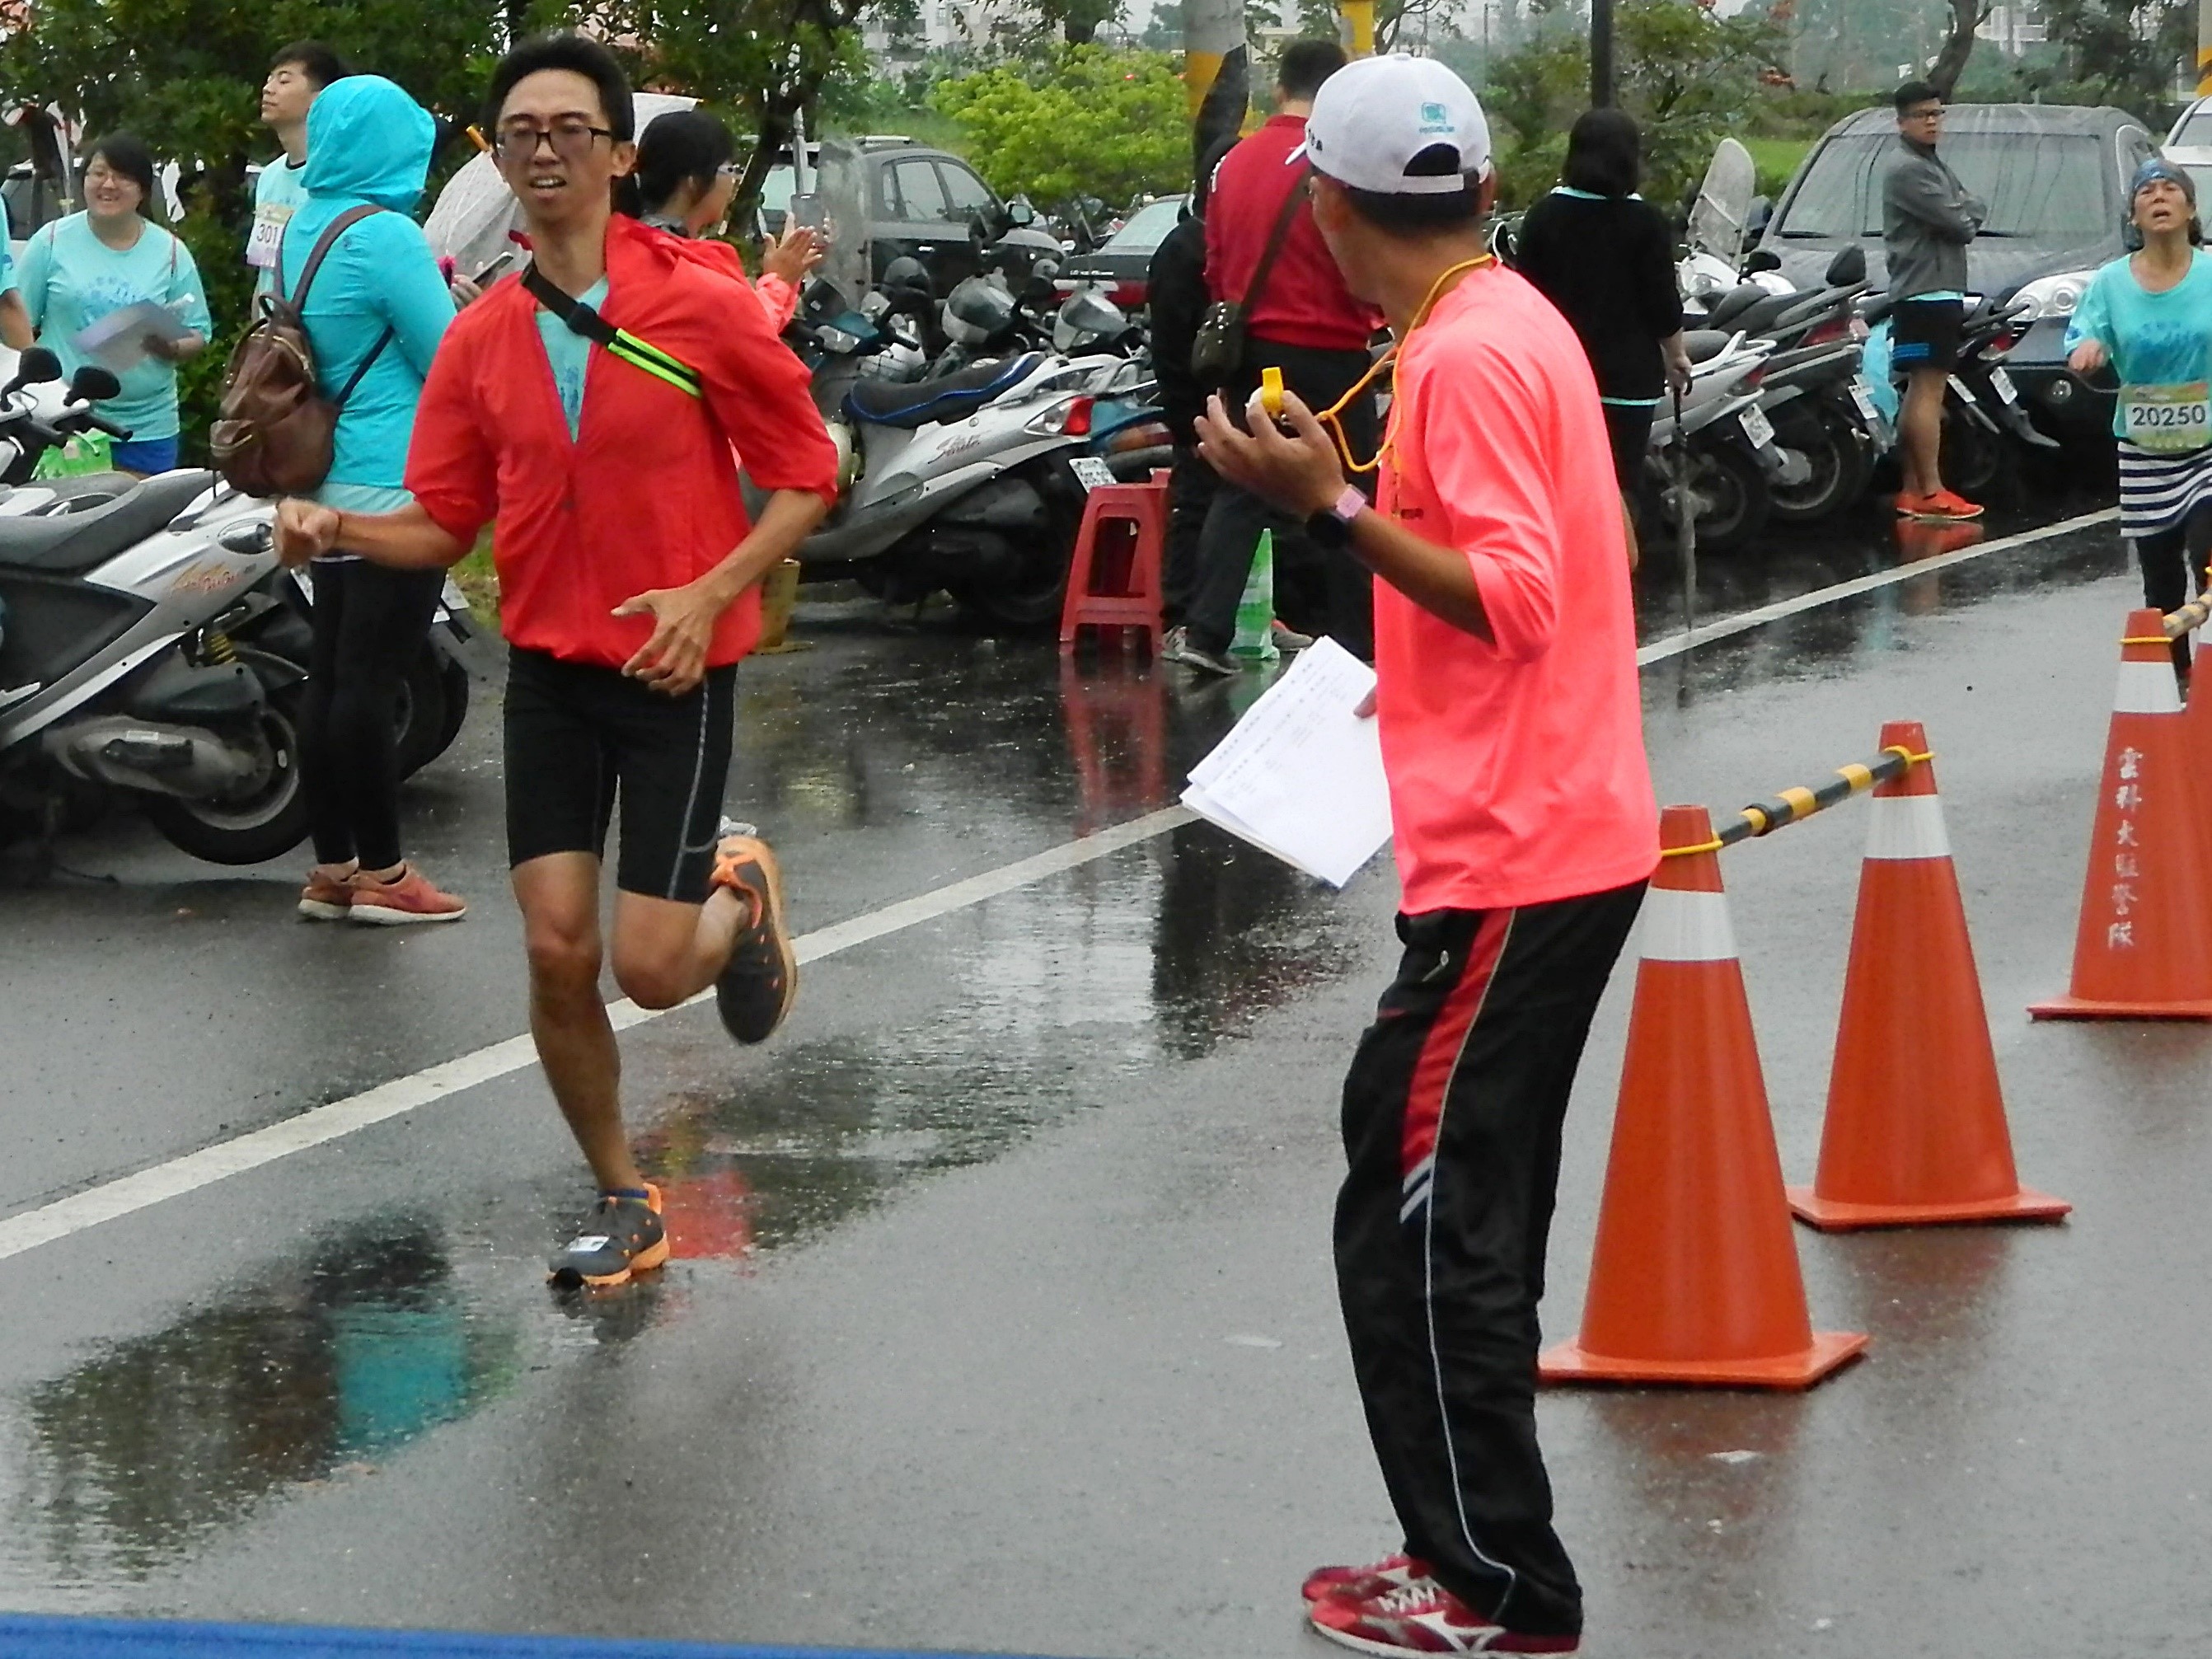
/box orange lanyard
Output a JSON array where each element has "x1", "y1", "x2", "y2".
[{"x1": 1316, "y1": 255, "x2": 1494, "y2": 476}]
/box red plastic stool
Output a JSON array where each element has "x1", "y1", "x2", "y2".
[{"x1": 1059, "y1": 480, "x2": 1168, "y2": 653}]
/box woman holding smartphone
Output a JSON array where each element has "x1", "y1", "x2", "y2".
[
  {"x1": 624, "y1": 109, "x2": 823, "y2": 327},
  {"x1": 282, "y1": 75, "x2": 466, "y2": 924}
]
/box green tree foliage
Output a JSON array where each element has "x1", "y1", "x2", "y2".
[
  {"x1": 1483, "y1": 0, "x2": 1786, "y2": 215},
  {"x1": 2033, "y1": 0, "x2": 2191, "y2": 120},
  {"x1": 931, "y1": 46, "x2": 1187, "y2": 206},
  {"x1": 0, "y1": 0, "x2": 508, "y2": 457}
]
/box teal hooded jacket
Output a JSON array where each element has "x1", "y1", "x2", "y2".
[{"x1": 277, "y1": 75, "x2": 453, "y2": 490}]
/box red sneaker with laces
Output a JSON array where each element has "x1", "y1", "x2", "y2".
[
  {"x1": 1303, "y1": 1553, "x2": 1427, "y2": 1604},
  {"x1": 346, "y1": 864, "x2": 467, "y2": 925},
  {"x1": 1307, "y1": 1576, "x2": 1578, "y2": 1656},
  {"x1": 1924, "y1": 488, "x2": 1985, "y2": 519}
]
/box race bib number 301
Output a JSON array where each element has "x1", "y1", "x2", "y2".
[
  {"x1": 2122, "y1": 380, "x2": 2212, "y2": 455},
  {"x1": 246, "y1": 203, "x2": 293, "y2": 271}
]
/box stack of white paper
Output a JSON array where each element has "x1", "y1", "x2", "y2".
[{"x1": 1181, "y1": 636, "x2": 1395, "y2": 888}]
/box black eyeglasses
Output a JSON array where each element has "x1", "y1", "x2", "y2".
[{"x1": 494, "y1": 120, "x2": 616, "y2": 162}]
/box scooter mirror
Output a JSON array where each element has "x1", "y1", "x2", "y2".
[
  {"x1": 1741, "y1": 247, "x2": 1783, "y2": 274},
  {"x1": 6, "y1": 345, "x2": 61, "y2": 391},
  {"x1": 1824, "y1": 245, "x2": 1868, "y2": 288},
  {"x1": 68, "y1": 364, "x2": 121, "y2": 403}
]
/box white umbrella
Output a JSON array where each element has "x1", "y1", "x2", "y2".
[{"x1": 424, "y1": 91, "x2": 699, "y2": 277}]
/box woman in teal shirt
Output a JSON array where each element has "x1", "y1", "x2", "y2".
[
  {"x1": 16, "y1": 133, "x2": 211, "y2": 476},
  {"x1": 2068, "y1": 156, "x2": 2212, "y2": 684}
]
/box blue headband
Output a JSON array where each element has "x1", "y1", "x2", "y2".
[{"x1": 2132, "y1": 157, "x2": 2196, "y2": 206}]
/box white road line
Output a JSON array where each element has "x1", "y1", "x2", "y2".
[
  {"x1": 0, "y1": 805, "x2": 1194, "y2": 1263},
  {"x1": 0, "y1": 508, "x2": 2123, "y2": 1261},
  {"x1": 1634, "y1": 507, "x2": 2118, "y2": 667}
]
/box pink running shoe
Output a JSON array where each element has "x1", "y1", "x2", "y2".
[
  {"x1": 347, "y1": 865, "x2": 467, "y2": 925},
  {"x1": 298, "y1": 868, "x2": 354, "y2": 921},
  {"x1": 1303, "y1": 1553, "x2": 1427, "y2": 1604},
  {"x1": 1307, "y1": 1576, "x2": 1578, "y2": 1656}
]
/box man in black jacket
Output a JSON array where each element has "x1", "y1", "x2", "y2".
[{"x1": 1149, "y1": 138, "x2": 1235, "y2": 631}]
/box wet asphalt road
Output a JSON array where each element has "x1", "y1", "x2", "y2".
[{"x1": 3, "y1": 470, "x2": 2209, "y2": 1659}]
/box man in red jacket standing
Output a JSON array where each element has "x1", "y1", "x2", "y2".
[
  {"x1": 1165, "y1": 37, "x2": 1381, "y2": 675},
  {"x1": 274, "y1": 34, "x2": 837, "y2": 1290}
]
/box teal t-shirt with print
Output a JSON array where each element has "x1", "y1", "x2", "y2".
[
  {"x1": 2067, "y1": 250, "x2": 2212, "y2": 440},
  {"x1": 16, "y1": 213, "x2": 213, "y2": 442},
  {"x1": 535, "y1": 276, "x2": 608, "y2": 439}
]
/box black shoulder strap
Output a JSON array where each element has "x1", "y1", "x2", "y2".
[
  {"x1": 279, "y1": 204, "x2": 386, "y2": 310},
  {"x1": 523, "y1": 263, "x2": 704, "y2": 399},
  {"x1": 1240, "y1": 162, "x2": 1313, "y2": 312}
]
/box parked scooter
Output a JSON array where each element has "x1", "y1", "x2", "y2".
[
  {"x1": 1645, "y1": 330, "x2": 1788, "y2": 552},
  {"x1": 768, "y1": 302, "x2": 1136, "y2": 626},
  {"x1": 0, "y1": 350, "x2": 470, "y2": 867}
]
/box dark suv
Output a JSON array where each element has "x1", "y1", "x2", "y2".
[
  {"x1": 1749, "y1": 103, "x2": 2157, "y2": 436},
  {"x1": 758, "y1": 138, "x2": 1040, "y2": 294}
]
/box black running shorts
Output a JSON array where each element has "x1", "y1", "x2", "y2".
[
  {"x1": 503, "y1": 646, "x2": 737, "y2": 902},
  {"x1": 1890, "y1": 298, "x2": 1964, "y2": 375}
]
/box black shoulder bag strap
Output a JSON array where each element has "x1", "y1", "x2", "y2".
[
  {"x1": 279, "y1": 204, "x2": 395, "y2": 410},
  {"x1": 1240, "y1": 162, "x2": 1313, "y2": 313},
  {"x1": 523, "y1": 264, "x2": 704, "y2": 400}
]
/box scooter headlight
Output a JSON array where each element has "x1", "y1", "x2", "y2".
[{"x1": 2011, "y1": 269, "x2": 2096, "y2": 322}]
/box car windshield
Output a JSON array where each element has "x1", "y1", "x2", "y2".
[
  {"x1": 1772, "y1": 132, "x2": 2111, "y2": 246},
  {"x1": 1102, "y1": 197, "x2": 1186, "y2": 254}
]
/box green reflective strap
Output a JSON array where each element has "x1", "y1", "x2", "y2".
[{"x1": 610, "y1": 331, "x2": 702, "y2": 398}]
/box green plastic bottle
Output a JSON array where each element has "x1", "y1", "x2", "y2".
[{"x1": 1230, "y1": 528, "x2": 1280, "y2": 662}]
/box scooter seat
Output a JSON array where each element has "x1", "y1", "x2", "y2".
[
  {"x1": 0, "y1": 471, "x2": 213, "y2": 577},
  {"x1": 845, "y1": 353, "x2": 1047, "y2": 429},
  {"x1": 1702, "y1": 285, "x2": 1772, "y2": 328},
  {"x1": 1684, "y1": 330, "x2": 1737, "y2": 364}
]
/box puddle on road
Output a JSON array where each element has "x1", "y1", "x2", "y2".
[{"x1": 3, "y1": 1221, "x2": 520, "y2": 1587}]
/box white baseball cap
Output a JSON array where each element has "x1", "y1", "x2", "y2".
[{"x1": 1299, "y1": 54, "x2": 1492, "y2": 196}]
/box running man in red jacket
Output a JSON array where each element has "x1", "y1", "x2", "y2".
[{"x1": 274, "y1": 35, "x2": 838, "y2": 1290}]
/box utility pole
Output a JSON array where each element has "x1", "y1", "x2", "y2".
[
  {"x1": 1338, "y1": 0, "x2": 1376, "y2": 56},
  {"x1": 1185, "y1": 0, "x2": 1249, "y2": 180},
  {"x1": 2200, "y1": 0, "x2": 2212, "y2": 96},
  {"x1": 1591, "y1": 0, "x2": 1615, "y2": 107}
]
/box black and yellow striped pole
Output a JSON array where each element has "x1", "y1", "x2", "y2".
[
  {"x1": 1186, "y1": 0, "x2": 1249, "y2": 180},
  {"x1": 1661, "y1": 743, "x2": 1934, "y2": 859},
  {"x1": 2200, "y1": 0, "x2": 2212, "y2": 96}
]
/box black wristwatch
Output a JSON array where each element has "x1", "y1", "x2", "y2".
[{"x1": 1305, "y1": 484, "x2": 1366, "y2": 551}]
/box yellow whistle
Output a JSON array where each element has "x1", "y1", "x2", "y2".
[{"x1": 1260, "y1": 367, "x2": 1286, "y2": 419}]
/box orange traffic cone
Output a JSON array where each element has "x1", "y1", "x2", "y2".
[
  {"x1": 1787, "y1": 723, "x2": 2069, "y2": 1230},
  {"x1": 1541, "y1": 805, "x2": 1868, "y2": 1389},
  {"x1": 2031, "y1": 609, "x2": 2212, "y2": 1019}
]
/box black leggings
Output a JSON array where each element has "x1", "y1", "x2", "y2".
[
  {"x1": 298, "y1": 559, "x2": 443, "y2": 870},
  {"x1": 2134, "y1": 499, "x2": 2212, "y2": 682}
]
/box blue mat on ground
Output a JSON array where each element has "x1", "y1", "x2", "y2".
[{"x1": 0, "y1": 1615, "x2": 1049, "y2": 1658}]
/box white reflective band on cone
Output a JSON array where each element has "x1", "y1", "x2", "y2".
[
  {"x1": 1639, "y1": 888, "x2": 1738, "y2": 962},
  {"x1": 1863, "y1": 793, "x2": 1952, "y2": 860},
  {"x1": 2114, "y1": 659, "x2": 2182, "y2": 715}
]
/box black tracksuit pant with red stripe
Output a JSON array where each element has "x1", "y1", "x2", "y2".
[{"x1": 1335, "y1": 883, "x2": 1647, "y2": 1638}]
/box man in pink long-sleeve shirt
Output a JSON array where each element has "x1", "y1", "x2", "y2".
[{"x1": 1198, "y1": 55, "x2": 1657, "y2": 1659}]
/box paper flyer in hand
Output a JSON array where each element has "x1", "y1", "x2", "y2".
[
  {"x1": 1180, "y1": 635, "x2": 1394, "y2": 888},
  {"x1": 75, "y1": 302, "x2": 194, "y2": 373}
]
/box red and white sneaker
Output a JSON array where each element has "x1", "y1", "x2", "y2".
[
  {"x1": 346, "y1": 864, "x2": 467, "y2": 925},
  {"x1": 1307, "y1": 1576, "x2": 1577, "y2": 1656},
  {"x1": 1303, "y1": 1553, "x2": 1427, "y2": 1604}
]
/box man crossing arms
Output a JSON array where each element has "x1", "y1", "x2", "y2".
[{"x1": 274, "y1": 35, "x2": 838, "y2": 1289}]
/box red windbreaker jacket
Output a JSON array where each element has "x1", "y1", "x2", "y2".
[{"x1": 407, "y1": 215, "x2": 837, "y2": 670}]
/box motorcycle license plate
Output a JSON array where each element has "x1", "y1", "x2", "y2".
[
  {"x1": 1737, "y1": 403, "x2": 1776, "y2": 450},
  {"x1": 1848, "y1": 381, "x2": 1880, "y2": 424},
  {"x1": 1989, "y1": 366, "x2": 2019, "y2": 405},
  {"x1": 1947, "y1": 374, "x2": 1976, "y2": 406},
  {"x1": 1069, "y1": 457, "x2": 1117, "y2": 491}
]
